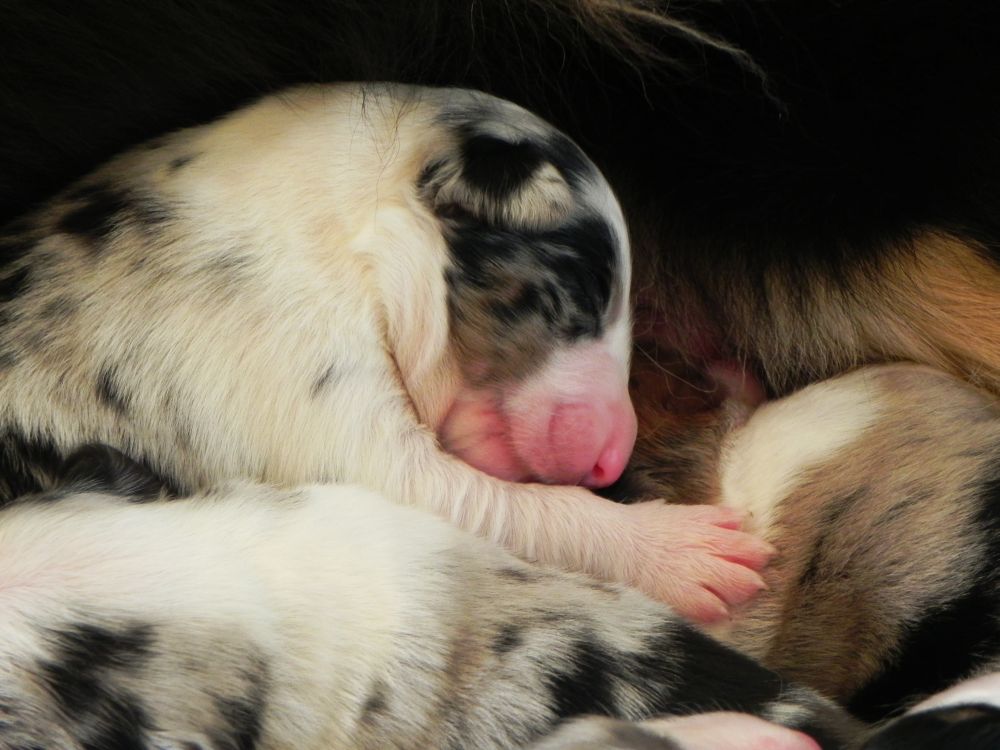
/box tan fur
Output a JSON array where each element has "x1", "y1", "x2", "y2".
[
  {"x1": 632, "y1": 230, "x2": 1000, "y2": 398},
  {"x1": 721, "y1": 365, "x2": 1000, "y2": 700},
  {"x1": 626, "y1": 362, "x2": 1000, "y2": 703},
  {"x1": 881, "y1": 232, "x2": 1000, "y2": 392}
]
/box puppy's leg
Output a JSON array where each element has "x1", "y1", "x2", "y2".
[
  {"x1": 332, "y1": 351, "x2": 772, "y2": 624},
  {"x1": 0, "y1": 482, "x2": 861, "y2": 749}
]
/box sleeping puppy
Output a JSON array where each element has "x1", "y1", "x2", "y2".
[
  {"x1": 2, "y1": 1, "x2": 1000, "y2": 404},
  {"x1": 624, "y1": 360, "x2": 1000, "y2": 723},
  {"x1": 0, "y1": 449, "x2": 862, "y2": 750},
  {"x1": 0, "y1": 83, "x2": 770, "y2": 622}
]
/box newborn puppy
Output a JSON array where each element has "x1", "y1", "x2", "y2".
[
  {"x1": 0, "y1": 83, "x2": 769, "y2": 621},
  {"x1": 623, "y1": 360, "x2": 1000, "y2": 721},
  {"x1": 0, "y1": 448, "x2": 862, "y2": 750}
]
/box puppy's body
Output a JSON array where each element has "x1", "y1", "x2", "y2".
[
  {"x1": 0, "y1": 476, "x2": 858, "y2": 750},
  {"x1": 0, "y1": 83, "x2": 767, "y2": 621},
  {"x1": 627, "y1": 362, "x2": 1000, "y2": 720}
]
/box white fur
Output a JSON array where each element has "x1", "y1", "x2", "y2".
[
  {"x1": 719, "y1": 369, "x2": 885, "y2": 534},
  {"x1": 0, "y1": 83, "x2": 764, "y2": 618}
]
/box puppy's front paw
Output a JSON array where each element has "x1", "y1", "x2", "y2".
[{"x1": 625, "y1": 502, "x2": 775, "y2": 623}]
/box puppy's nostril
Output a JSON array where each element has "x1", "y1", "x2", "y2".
[
  {"x1": 581, "y1": 445, "x2": 627, "y2": 489},
  {"x1": 585, "y1": 464, "x2": 607, "y2": 486}
]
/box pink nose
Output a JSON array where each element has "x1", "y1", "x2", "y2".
[
  {"x1": 580, "y1": 440, "x2": 632, "y2": 489},
  {"x1": 543, "y1": 400, "x2": 637, "y2": 488}
]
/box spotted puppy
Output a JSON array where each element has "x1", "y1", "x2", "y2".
[
  {"x1": 0, "y1": 83, "x2": 769, "y2": 621},
  {"x1": 0, "y1": 450, "x2": 861, "y2": 750},
  {"x1": 623, "y1": 360, "x2": 1000, "y2": 724}
]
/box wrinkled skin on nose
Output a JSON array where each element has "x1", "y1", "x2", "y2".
[{"x1": 438, "y1": 341, "x2": 636, "y2": 487}]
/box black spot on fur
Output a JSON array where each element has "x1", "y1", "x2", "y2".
[
  {"x1": 0, "y1": 266, "x2": 30, "y2": 304},
  {"x1": 0, "y1": 234, "x2": 35, "y2": 266},
  {"x1": 460, "y1": 133, "x2": 546, "y2": 199},
  {"x1": 0, "y1": 231, "x2": 34, "y2": 304},
  {"x1": 862, "y1": 704, "x2": 1000, "y2": 750},
  {"x1": 58, "y1": 186, "x2": 129, "y2": 244},
  {"x1": 211, "y1": 662, "x2": 269, "y2": 750},
  {"x1": 311, "y1": 362, "x2": 341, "y2": 397},
  {"x1": 653, "y1": 624, "x2": 784, "y2": 715},
  {"x1": 547, "y1": 633, "x2": 619, "y2": 718},
  {"x1": 848, "y1": 476, "x2": 1000, "y2": 721},
  {"x1": 0, "y1": 432, "x2": 63, "y2": 506},
  {"x1": 445, "y1": 215, "x2": 616, "y2": 357},
  {"x1": 541, "y1": 217, "x2": 616, "y2": 328},
  {"x1": 169, "y1": 154, "x2": 196, "y2": 170},
  {"x1": 417, "y1": 159, "x2": 447, "y2": 190},
  {"x1": 54, "y1": 444, "x2": 178, "y2": 501},
  {"x1": 130, "y1": 193, "x2": 172, "y2": 228},
  {"x1": 492, "y1": 624, "x2": 523, "y2": 655},
  {"x1": 496, "y1": 567, "x2": 541, "y2": 583},
  {"x1": 96, "y1": 366, "x2": 131, "y2": 417},
  {"x1": 39, "y1": 622, "x2": 154, "y2": 748},
  {"x1": 59, "y1": 186, "x2": 169, "y2": 248},
  {"x1": 361, "y1": 680, "x2": 389, "y2": 723}
]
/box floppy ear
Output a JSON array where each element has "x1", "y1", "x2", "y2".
[{"x1": 419, "y1": 130, "x2": 575, "y2": 231}]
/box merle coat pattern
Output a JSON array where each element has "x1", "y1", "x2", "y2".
[
  {"x1": 0, "y1": 83, "x2": 771, "y2": 622},
  {"x1": 0, "y1": 449, "x2": 863, "y2": 750}
]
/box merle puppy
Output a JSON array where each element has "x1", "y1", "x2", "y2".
[
  {"x1": 0, "y1": 83, "x2": 769, "y2": 622},
  {"x1": 0, "y1": 446, "x2": 859, "y2": 750}
]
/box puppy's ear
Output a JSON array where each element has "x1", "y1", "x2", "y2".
[
  {"x1": 420, "y1": 131, "x2": 575, "y2": 231},
  {"x1": 55, "y1": 444, "x2": 177, "y2": 501}
]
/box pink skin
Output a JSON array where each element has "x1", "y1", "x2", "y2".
[
  {"x1": 707, "y1": 359, "x2": 768, "y2": 409},
  {"x1": 439, "y1": 343, "x2": 638, "y2": 487},
  {"x1": 647, "y1": 713, "x2": 823, "y2": 750},
  {"x1": 437, "y1": 341, "x2": 775, "y2": 624}
]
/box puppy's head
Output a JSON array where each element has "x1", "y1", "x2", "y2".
[{"x1": 403, "y1": 91, "x2": 636, "y2": 488}]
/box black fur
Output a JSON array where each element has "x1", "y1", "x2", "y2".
[
  {"x1": 460, "y1": 133, "x2": 546, "y2": 200},
  {"x1": 547, "y1": 633, "x2": 621, "y2": 717},
  {"x1": 2, "y1": 1, "x2": 998, "y2": 261},
  {"x1": 96, "y1": 366, "x2": 132, "y2": 417},
  {"x1": 0, "y1": 266, "x2": 30, "y2": 305},
  {"x1": 38, "y1": 622, "x2": 155, "y2": 749},
  {"x1": 58, "y1": 186, "x2": 130, "y2": 246},
  {"x1": 0, "y1": 433, "x2": 63, "y2": 506},
  {"x1": 862, "y1": 704, "x2": 1000, "y2": 750},
  {"x1": 848, "y1": 476, "x2": 1000, "y2": 721},
  {"x1": 53, "y1": 444, "x2": 178, "y2": 501},
  {"x1": 445, "y1": 218, "x2": 616, "y2": 344},
  {"x1": 659, "y1": 626, "x2": 783, "y2": 715}
]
